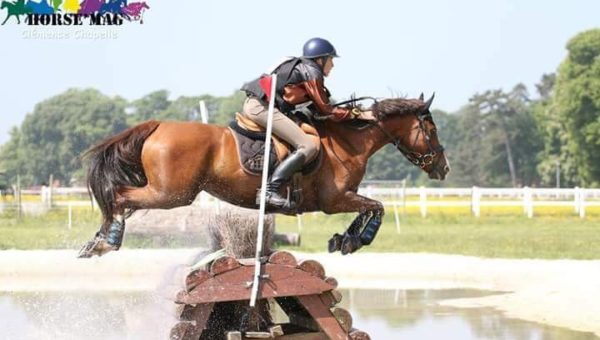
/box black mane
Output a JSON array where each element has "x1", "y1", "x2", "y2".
[{"x1": 371, "y1": 98, "x2": 424, "y2": 118}]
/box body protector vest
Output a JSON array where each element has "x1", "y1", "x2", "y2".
[{"x1": 241, "y1": 58, "x2": 322, "y2": 113}]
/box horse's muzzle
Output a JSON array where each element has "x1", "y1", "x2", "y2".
[{"x1": 428, "y1": 155, "x2": 450, "y2": 181}]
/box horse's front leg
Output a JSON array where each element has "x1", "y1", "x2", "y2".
[{"x1": 322, "y1": 191, "x2": 385, "y2": 255}]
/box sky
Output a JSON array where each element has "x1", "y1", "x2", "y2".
[{"x1": 0, "y1": 0, "x2": 598, "y2": 145}]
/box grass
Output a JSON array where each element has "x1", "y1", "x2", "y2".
[
  {"x1": 1, "y1": 207, "x2": 600, "y2": 259},
  {"x1": 276, "y1": 212, "x2": 600, "y2": 259}
]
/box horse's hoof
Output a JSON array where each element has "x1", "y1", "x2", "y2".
[
  {"x1": 77, "y1": 237, "x2": 116, "y2": 258},
  {"x1": 341, "y1": 234, "x2": 362, "y2": 255},
  {"x1": 328, "y1": 233, "x2": 343, "y2": 253}
]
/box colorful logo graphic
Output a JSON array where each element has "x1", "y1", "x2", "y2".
[{"x1": 1, "y1": 0, "x2": 149, "y2": 25}]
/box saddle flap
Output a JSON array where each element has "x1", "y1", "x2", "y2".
[{"x1": 230, "y1": 115, "x2": 322, "y2": 177}]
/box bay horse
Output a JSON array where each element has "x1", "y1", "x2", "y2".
[{"x1": 78, "y1": 94, "x2": 450, "y2": 258}]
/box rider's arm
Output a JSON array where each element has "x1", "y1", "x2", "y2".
[
  {"x1": 293, "y1": 62, "x2": 354, "y2": 121},
  {"x1": 302, "y1": 79, "x2": 354, "y2": 121}
]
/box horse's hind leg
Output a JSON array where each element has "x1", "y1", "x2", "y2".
[{"x1": 78, "y1": 183, "x2": 201, "y2": 258}]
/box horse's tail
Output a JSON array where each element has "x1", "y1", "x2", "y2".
[{"x1": 84, "y1": 120, "x2": 160, "y2": 228}]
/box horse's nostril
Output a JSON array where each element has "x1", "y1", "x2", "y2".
[{"x1": 444, "y1": 165, "x2": 450, "y2": 173}]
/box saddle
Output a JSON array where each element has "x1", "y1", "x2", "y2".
[{"x1": 229, "y1": 113, "x2": 322, "y2": 177}]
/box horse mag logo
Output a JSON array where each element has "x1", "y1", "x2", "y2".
[{"x1": 1, "y1": 0, "x2": 149, "y2": 26}]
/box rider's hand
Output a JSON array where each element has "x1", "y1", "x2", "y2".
[{"x1": 351, "y1": 108, "x2": 377, "y2": 121}]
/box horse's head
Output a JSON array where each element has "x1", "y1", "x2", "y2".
[{"x1": 371, "y1": 94, "x2": 450, "y2": 180}]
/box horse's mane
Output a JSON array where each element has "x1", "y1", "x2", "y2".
[{"x1": 371, "y1": 98, "x2": 424, "y2": 118}]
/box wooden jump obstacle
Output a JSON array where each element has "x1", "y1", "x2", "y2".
[{"x1": 169, "y1": 250, "x2": 370, "y2": 340}]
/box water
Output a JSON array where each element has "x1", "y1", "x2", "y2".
[{"x1": 0, "y1": 289, "x2": 596, "y2": 340}]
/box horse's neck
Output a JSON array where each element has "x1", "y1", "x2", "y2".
[{"x1": 321, "y1": 121, "x2": 388, "y2": 167}]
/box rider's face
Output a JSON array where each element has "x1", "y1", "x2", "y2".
[{"x1": 323, "y1": 57, "x2": 334, "y2": 77}]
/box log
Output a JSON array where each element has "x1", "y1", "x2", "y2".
[
  {"x1": 329, "y1": 290, "x2": 343, "y2": 305},
  {"x1": 324, "y1": 276, "x2": 338, "y2": 289},
  {"x1": 226, "y1": 331, "x2": 242, "y2": 340},
  {"x1": 210, "y1": 256, "x2": 241, "y2": 275},
  {"x1": 169, "y1": 321, "x2": 193, "y2": 340},
  {"x1": 331, "y1": 307, "x2": 352, "y2": 333},
  {"x1": 276, "y1": 331, "x2": 329, "y2": 340},
  {"x1": 245, "y1": 331, "x2": 272, "y2": 338},
  {"x1": 289, "y1": 312, "x2": 320, "y2": 332},
  {"x1": 319, "y1": 291, "x2": 339, "y2": 308},
  {"x1": 297, "y1": 260, "x2": 325, "y2": 279},
  {"x1": 269, "y1": 325, "x2": 284, "y2": 337},
  {"x1": 349, "y1": 328, "x2": 371, "y2": 340},
  {"x1": 296, "y1": 295, "x2": 349, "y2": 340},
  {"x1": 185, "y1": 269, "x2": 210, "y2": 292},
  {"x1": 176, "y1": 303, "x2": 214, "y2": 340},
  {"x1": 268, "y1": 251, "x2": 298, "y2": 267}
]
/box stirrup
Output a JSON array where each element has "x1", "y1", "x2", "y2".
[{"x1": 257, "y1": 188, "x2": 296, "y2": 212}]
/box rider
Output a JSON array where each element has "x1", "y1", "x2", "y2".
[{"x1": 241, "y1": 37, "x2": 361, "y2": 211}]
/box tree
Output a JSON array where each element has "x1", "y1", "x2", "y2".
[
  {"x1": 0, "y1": 88, "x2": 128, "y2": 186},
  {"x1": 467, "y1": 85, "x2": 541, "y2": 187},
  {"x1": 127, "y1": 90, "x2": 171, "y2": 125},
  {"x1": 552, "y1": 28, "x2": 600, "y2": 186}
]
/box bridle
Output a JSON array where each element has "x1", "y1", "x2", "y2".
[
  {"x1": 373, "y1": 112, "x2": 445, "y2": 170},
  {"x1": 335, "y1": 96, "x2": 445, "y2": 171}
]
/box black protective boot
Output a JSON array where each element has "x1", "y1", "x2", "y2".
[{"x1": 261, "y1": 151, "x2": 306, "y2": 211}]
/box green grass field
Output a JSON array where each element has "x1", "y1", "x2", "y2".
[{"x1": 1, "y1": 206, "x2": 599, "y2": 259}]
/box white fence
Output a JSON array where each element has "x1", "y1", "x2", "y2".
[
  {"x1": 357, "y1": 186, "x2": 600, "y2": 219},
  {"x1": 2, "y1": 186, "x2": 600, "y2": 223}
]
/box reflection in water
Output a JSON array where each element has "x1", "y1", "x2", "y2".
[
  {"x1": 339, "y1": 289, "x2": 599, "y2": 340},
  {"x1": 0, "y1": 289, "x2": 597, "y2": 340}
]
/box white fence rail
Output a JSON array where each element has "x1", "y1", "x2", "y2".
[
  {"x1": 2, "y1": 186, "x2": 600, "y2": 221},
  {"x1": 357, "y1": 186, "x2": 600, "y2": 219}
]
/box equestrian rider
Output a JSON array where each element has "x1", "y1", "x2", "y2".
[{"x1": 241, "y1": 37, "x2": 362, "y2": 211}]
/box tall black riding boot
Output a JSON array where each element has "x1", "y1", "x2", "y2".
[{"x1": 262, "y1": 151, "x2": 306, "y2": 210}]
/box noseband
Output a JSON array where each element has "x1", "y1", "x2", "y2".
[
  {"x1": 375, "y1": 112, "x2": 445, "y2": 169},
  {"x1": 334, "y1": 96, "x2": 445, "y2": 172}
]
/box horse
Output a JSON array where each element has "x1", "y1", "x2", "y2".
[
  {"x1": 51, "y1": 0, "x2": 60, "y2": 12},
  {"x1": 1, "y1": 0, "x2": 30, "y2": 24},
  {"x1": 100, "y1": 0, "x2": 126, "y2": 14},
  {"x1": 120, "y1": 1, "x2": 147, "y2": 22},
  {"x1": 78, "y1": 0, "x2": 102, "y2": 15},
  {"x1": 62, "y1": 0, "x2": 79, "y2": 13},
  {"x1": 78, "y1": 94, "x2": 450, "y2": 258},
  {"x1": 25, "y1": 0, "x2": 54, "y2": 14}
]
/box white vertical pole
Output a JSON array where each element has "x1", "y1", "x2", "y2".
[
  {"x1": 580, "y1": 188, "x2": 586, "y2": 219},
  {"x1": 250, "y1": 74, "x2": 278, "y2": 307},
  {"x1": 471, "y1": 186, "x2": 481, "y2": 218},
  {"x1": 297, "y1": 214, "x2": 303, "y2": 233},
  {"x1": 199, "y1": 100, "x2": 208, "y2": 124},
  {"x1": 419, "y1": 186, "x2": 427, "y2": 218},
  {"x1": 524, "y1": 186, "x2": 533, "y2": 218},
  {"x1": 41, "y1": 186, "x2": 47, "y2": 205},
  {"x1": 574, "y1": 187, "x2": 580, "y2": 214},
  {"x1": 393, "y1": 200, "x2": 401, "y2": 234}
]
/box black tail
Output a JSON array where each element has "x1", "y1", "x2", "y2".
[{"x1": 84, "y1": 120, "x2": 160, "y2": 229}]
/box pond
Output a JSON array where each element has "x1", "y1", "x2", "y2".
[{"x1": 0, "y1": 289, "x2": 596, "y2": 340}]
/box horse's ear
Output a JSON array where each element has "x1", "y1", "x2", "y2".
[
  {"x1": 424, "y1": 93, "x2": 435, "y2": 111},
  {"x1": 419, "y1": 93, "x2": 424, "y2": 101}
]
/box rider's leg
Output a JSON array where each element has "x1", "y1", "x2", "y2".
[
  {"x1": 242, "y1": 97, "x2": 319, "y2": 162},
  {"x1": 242, "y1": 98, "x2": 319, "y2": 209}
]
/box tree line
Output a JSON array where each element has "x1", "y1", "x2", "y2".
[{"x1": 1, "y1": 29, "x2": 599, "y2": 188}]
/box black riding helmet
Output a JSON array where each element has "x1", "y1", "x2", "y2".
[{"x1": 302, "y1": 37, "x2": 339, "y2": 59}]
